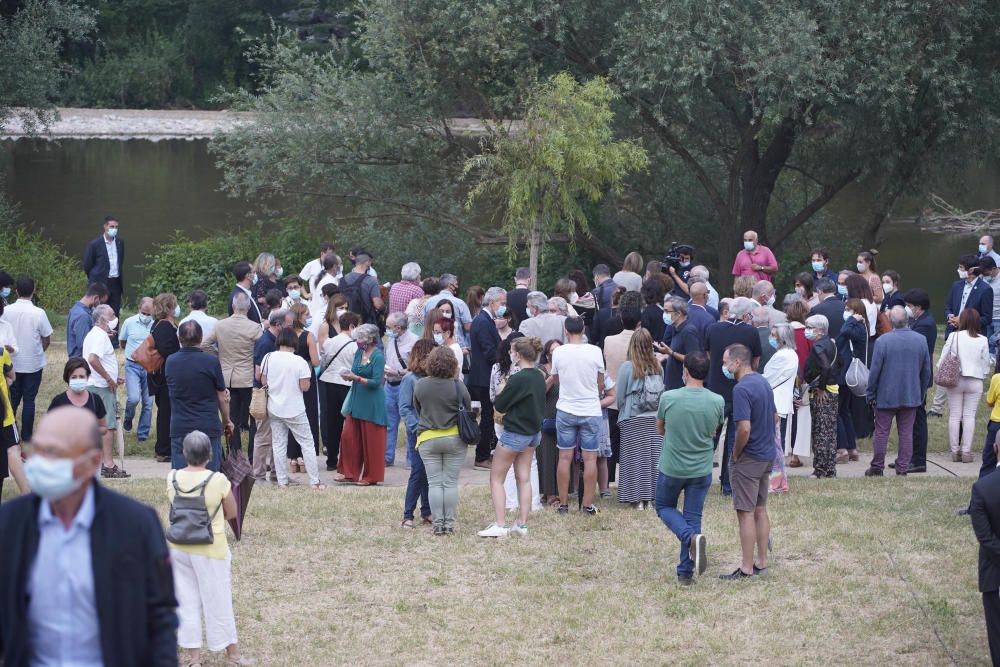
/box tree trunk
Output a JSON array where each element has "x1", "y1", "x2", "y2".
[{"x1": 528, "y1": 218, "x2": 541, "y2": 290}]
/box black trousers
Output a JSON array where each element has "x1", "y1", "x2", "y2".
[
  {"x1": 985, "y1": 590, "x2": 1000, "y2": 666},
  {"x1": 911, "y1": 404, "x2": 928, "y2": 468},
  {"x1": 607, "y1": 408, "x2": 620, "y2": 483},
  {"x1": 153, "y1": 382, "x2": 171, "y2": 458},
  {"x1": 322, "y1": 382, "x2": 350, "y2": 469},
  {"x1": 228, "y1": 387, "x2": 252, "y2": 452},
  {"x1": 468, "y1": 385, "x2": 495, "y2": 463}
]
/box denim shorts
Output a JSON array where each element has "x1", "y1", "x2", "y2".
[
  {"x1": 555, "y1": 410, "x2": 602, "y2": 451},
  {"x1": 498, "y1": 430, "x2": 541, "y2": 453}
]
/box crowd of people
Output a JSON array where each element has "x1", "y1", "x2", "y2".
[{"x1": 6, "y1": 217, "x2": 1000, "y2": 661}]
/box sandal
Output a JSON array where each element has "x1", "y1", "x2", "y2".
[
  {"x1": 401, "y1": 519, "x2": 415, "y2": 528},
  {"x1": 311, "y1": 483, "x2": 328, "y2": 490},
  {"x1": 421, "y1": 516, "x2": 434, "y2": 525},
  {"x1": 297, "y1": 458, "x2": 305, "y2": 472},
  {"x1": 333, "y1": 476, "x2": 354, "y2": 483}
]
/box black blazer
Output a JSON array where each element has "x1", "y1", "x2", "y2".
[
  {"x1": 945, "y1": 278, "x2": 993, "y2": 333},
  {"x1": 0, "y1": 482, "x2": 177, "y2": 666},
  {"x1": 911, "y1": 312, "x2": 938, "y2": 388},
  {"x1": 468, "y1": 309, "x2": 500, "y2": 387},
  {"x1": 506, "y1": 287, "x2": 529, "y2": 325},
  {"x1": 228, "y1": 285, "x2": 262, "y2": 324},
  {"x1": 82, "y1": 235, "x2": 125, "y2": 285},
  {"x1": 810, "y1": 295, "x2": 846, "y2": 340},
  {"x1": 971, "y1": 471, "x2": 1000, "y2": 593}
]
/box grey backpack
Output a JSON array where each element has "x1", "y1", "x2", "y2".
[{"x1": 166, "y1": 471, "x2": 223, "y2": 545}]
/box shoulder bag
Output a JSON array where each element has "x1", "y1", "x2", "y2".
[
  {"x1": 321, "y1": 340, "x2": 354, "y2": 377},
  {"x1": 249, "y1": 353, "x2": 270, "y2": 421},
  {"x1": 166, "y1": 471, "x2": 223, "y2": 545},
  {"x1": 133, "y1": 321, "x2": 165, "y2": 375},
  {"x1": 455, "y1": 379, "x2": 480, "y2": 444},
  {"x1": 935, "y1": 334, "x2": 962, "y2": 388},
  {"x1": 845, "y1": 334, "x2": 869, "y2": 397}
]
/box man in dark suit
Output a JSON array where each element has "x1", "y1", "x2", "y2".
[
  {"x1": 686, "y1": 281, "x2": 717, "y2": 344},
  {"x1": 970, "y1": 451, "x2": 1000, "y2": 665},
  {"x1": 590, "y1": 264, "x2": 619, "y2": 310},
  {"x1": 82, "y1": 216, "x2": 125, "y2": 318},
  {"x1": 809, "y1": 278, "x2": 845, "y2": 340},
  {"x1": 0, "y1": 406, "x2": 177, "y2": 666},
  {"x1": 228, "y1": 260, "x2": 262, "y2": 325},
  {"x1": 506, "y1": 267, "x2": 531, "y2": 324},
  {"x1": 895, "y1": 289, "x2": 937, "y2": 473},
  {"x1": 468, "y1": 287, "x2": 506, "y2": 468}
]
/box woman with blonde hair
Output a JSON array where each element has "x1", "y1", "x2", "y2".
[
  {"x1": 251, "y1": 252, "x2": 284, "y2": 319},
  {"x1": 613, "y1": 251, "x2": 644, "y2": 293},
  {"x1": 478, "y1": 336, "x2": 547, "y2": 538},
  {"x1": 150, "y1": 292, "x2": 180, "y2": 463},
  {"x1": 615, "y1": 328, "x2": 666, "y2": 508},
  {"x1": 733, "y1": 275, "x2": 756, "y2": 298}
]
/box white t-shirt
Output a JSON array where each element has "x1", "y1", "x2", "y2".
[
  {"x1": 552, "y1": 342, "x2": 605, "y2": 417},
  {"x1": 449, "y1": 342, "x2": 464, "y2": 379},
  {"x1": 310, "y1": 273, "x2": 338, "y2": 322},
  {"x1": 263, "y1": 350, "x2": 310, "y2": 419},
  {"x1": 179, "y1": 309, "x2": 218, "y2": 342},
  {"x1": 82, "y1": 326, "x2": 117, "y2": 388},
  {"x1": 300, "y1": 258, "x2": 323, "y2": 285},
  {"x1": 3, "y1": 299, "x2": 54, "y2": 373},
  {"x1": 319, "y1": 333, "x2": 357, "y2": 386}
]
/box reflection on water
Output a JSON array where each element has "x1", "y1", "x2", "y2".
[
  {"x1": 0, "y1": 139, "x2": 256, "y2": 301},
  {"x1": 1, "y1": 138, "x2": 997, "y2": 314}
]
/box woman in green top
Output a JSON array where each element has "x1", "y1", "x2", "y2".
[
  {"x1": 478, "y1": 337, "x2": 546, "y2": 538},
  {"x1": 335, "y1": 324, "x2": 388, "y2": 486}
]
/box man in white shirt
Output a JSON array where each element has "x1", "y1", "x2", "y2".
[
  {"x1": 3, "y1": 277, "x2": 53, "y2": 441},
  {"x1": 299, "y1": 242, "x2": 336, "y2": 297},
  {"x1": 179, "y1": 289, "x2": 219, "y2": 342},
  {"x1": 82, "y1": 304, "x2": 127, "y2": 478},
  {"x1": 82, "y1": 216, "x2": 125, "y2": 330},
  {"x1": 551, "y1": 316, "x2": 605, "y2": 515},
  {"x1": 383, "y1": 312, "x2": 419, "y2": 466},
  {"x1": 689, "y1": 266, "x2": 720, "y2": 310}
]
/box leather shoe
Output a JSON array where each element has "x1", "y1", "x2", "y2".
[
  {"x1": 908, "y1": 465, "x2": 927, "y2": 473},
  {"x1": 864, "y1": 467, "x2": 883, "y2": 477},
  {"x1": 888, "y1": 461, "x2": 896, "y2": 469}
]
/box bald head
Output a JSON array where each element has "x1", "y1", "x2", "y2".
[
  {"x1": 138, "y1": 297, "x2": 154, "y2": 314},
  {"x1": 689, "y1": 281, "x2": 708, "y2": 304}
]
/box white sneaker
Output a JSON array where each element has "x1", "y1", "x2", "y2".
[
  {"x1": 690, "y1": 533, "x2": 707, "y2": 575},
  {"x1": 477, "y1": 523, "x2": 510, "y2": 538},
  {"x1": 509, "y1": 523, "x2": 528, "y2": 537}
]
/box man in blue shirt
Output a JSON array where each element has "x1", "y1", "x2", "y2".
[
  {"x1": 118, "y1": 296, "x2": 154, "y2": 440},
  {"x1": 66, "y1": 283, "x2": 109, "y2": 358},
  {"x1": 720, "y1": 343, "x2": 776, "y2": 581}
]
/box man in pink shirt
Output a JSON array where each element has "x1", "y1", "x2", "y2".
[{"x1": 731, "y1": 230, "x2": 778, "y2": 283}]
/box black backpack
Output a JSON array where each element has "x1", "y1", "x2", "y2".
[{"x1": 340, "y1": 272, "x2": 375, "y2": 324}]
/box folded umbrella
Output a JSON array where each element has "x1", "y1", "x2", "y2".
[{"x1": 220, "y1": 443, "x2": 254, "y2": 540}]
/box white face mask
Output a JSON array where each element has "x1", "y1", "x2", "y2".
[
  {"x1": 106, "y1": 317, "x2": 118, "y2": 332},
  {"x1": 905, "y1": 306, "x2": 915, "y2": 319},
  {"x1": 856, "y1": 262, "x2": 867, "y2": 273},
  {"x1": 959, "y1": 269, "x2": 969, "y2": 280},
  {"x1": 441, "y1": 311, "x2": 453, "y2": 319},
  {"x1": 569, "y1": 292, "x2": 579, "y2": 305},
  {"x1": 766, "y1": 295, "x2": 775, "y2": 307},
  {"x1": 24, "y1": 455, "x2": 86, "y2": 502},
  {"x1": 882, "y1": 282, "x2": 894, "y2": 294},
  {"x1": 336, "y1": 308, "x2": 347, "y2": 318},
  {"x1": 794, "y1": 286, "x2": 805, "y2": 297}
]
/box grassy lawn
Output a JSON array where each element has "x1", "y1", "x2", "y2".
[{"x1": 3, "y1": 475, "x2": 988, "y2": 665}]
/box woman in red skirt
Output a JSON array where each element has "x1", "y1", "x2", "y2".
[{"x1": 335, "y1": 323, "x2": 388, "y2": 485}]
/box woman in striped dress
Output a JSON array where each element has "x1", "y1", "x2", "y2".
[{"x1": 615, "y1": 328, "x2": 665, "y2": 508}]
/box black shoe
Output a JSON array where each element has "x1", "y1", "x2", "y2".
[
  {"x1": 909, "y1": 465, "x2": 927, "y2": 473},
  {"x1": 927, "y1": 410, "x2": 943, "y2": 418},
  {"x1": 326, "y1": 465, "x2": 337, "y2": 471},
  {"x1": 957, "y1": 508, "x2": 971, "y2": 516},
  {"x1": 385, "y1": 461, "x2": 394, "y2": 467},
  {"x1": 432, "y1": 525, "x2": 446, "y2": 536},
  {"x1": 583, "y1": 505, "x2": 600, "y2": 515},
  {"x1": 895, "y1": 471, "x2": 907, "y2": 476},
  {"x1": 864, "y1": 468, "x2": 883, "y2": 477},
  {"x1": 557, "y1": 504, "x2": 569, "y2": 514},
  {"x1": 720, "y1": 568, "x2": 753, "y2": 580},
  {"x1": 677, "y1": 575, "x2": 695, "y2": 586},
  {"x1": 888, "y1": 461, "x2": 896, "y2": 469},
  {"x1": 123, "y1": 418, "x2": 133, "y2": 432},
  {"x1": 753, "y1": 565, "x2": 768, "y2": 576}
]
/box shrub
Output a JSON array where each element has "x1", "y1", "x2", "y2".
[{"x1": 0, "y1": 198, "x2": 87, "y2": 313}]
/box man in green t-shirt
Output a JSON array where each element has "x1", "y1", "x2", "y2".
[{"x1": 654, "y1": 351, "x2": 724, "y2": 585}]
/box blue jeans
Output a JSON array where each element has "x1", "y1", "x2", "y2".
[
  {"x1": 654, "y1": 471, "x2": 713, "y2": 577},
  {"x1": 9, "y1": 369, "x2": 42, "y2": 442},
  {"x1": 403, "y1": 427, "x2": 430, "y2": 520},
  {"x1": 989, "y1": 319, "x2": 1000, "y2": 355},
  {"x1": 384, "y1": 382, "x2": 401, "y2": 464},
  {"x1": 555, "y1": 410, "x2": 601, "y2": 451},
  {"x1": 170, "y1": 432, "x2": 223, "y2": 472},
  {"x1": 124, "y1": 360, "x2": 154, "y2": 440}
]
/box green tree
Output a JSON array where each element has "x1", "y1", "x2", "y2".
[
  {"x1": 0, "y1": 0, "x2": 94, "y2": 133},
  {"x1": 464, "y1": 73, "x2": 647, "y2": 288}
]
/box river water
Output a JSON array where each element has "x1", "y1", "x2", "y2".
[{"x1": 1, "y1": 138, "x2": 996, "y2": 311}]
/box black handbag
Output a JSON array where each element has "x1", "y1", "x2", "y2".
[{"x1": 455, "y1": 380, "x2": 480, "y2": 445}]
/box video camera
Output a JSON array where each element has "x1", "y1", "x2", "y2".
[{"x1": 661, "y1": 242, "x2": 695, "y2": 275}]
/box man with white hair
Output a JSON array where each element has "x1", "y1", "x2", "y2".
[
  {"x1": 469, "y1": 287, "x2": 507, "y2": 468},
  {"x1": 82, "y1": 303, "x2": 127, "y2": 478},
  {"x1": 752, "y1": 306, "x2": 775, "y2": 368},
  {"x1": 732, "y1": 230, "x2": 778, "y2": 282},
  {"x1": 705, "y1": 297, "x2": 762, "y2": 496},
  {"x1": 519, "y1": 291, "x2": 566, "y2": 344},
  {"x1": 383, "y1": 311, "x2": 419, "y2": 466},
  {"x1": 389, "y1": 262, "x2": 423, "y2": 314},
  {"x1": 689, "y1": 266, "x2": 719, "y2": 309},
  {"x1": 979, "y1": 235, "x2": 1000, "y2": 267},
  {"x1": 751, "y1": 280, "x2": 787, "y2": 325}
]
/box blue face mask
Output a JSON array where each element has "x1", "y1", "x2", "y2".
[
  {"x1": 524, "y1": 309, "x2": 533, "y2": 319},
  {"x1": 837, "y1": 284, "x2": 848, "y2": 296},
  {"x1": 276, "y1": 266, "x2": 284, "y2": 278},
  {"x1": 804, "y1": 329, "x2": 817, "y2": 341},
  {"x1": 251, "y1": 273, "x2": 259, "y2": 286},
  {"x1": 24, "y1": 455, "x2": 85, "y2": 502},
  {"x1": 0, "y1": 287, "x2": 9, "y2": 299},
  {"x1": 174, "y1": 305, "x2": 182, "y2": 318},
  {"x1": 743, "y1": 241, "x2": 755, "y2": 251},
  {"x1": 663, "y1": 312, "x2": 671, "y2": 326},
  {"x1": 106, "y1": 227, "x2": 118, "y2": 238},
  {"x1": 980, "y1": 244, "x2": 988, "y2": 254},
  {"x1": 387, "y1": 329, "x2": 397, "y2": 339},
  {"x1": 722, "y1": 365, "x2": 735, "y2": 381},
  {"x1": 433, "y1": 333, "x2": 445, "y2": 345},
  {"x1": 305, "y1": 317, "x2": 313, "y2": 328},
  {"x1": 811, "y1": 261, "x2": 825, "y2": 273},
  {"x1": 495, "y1": 305, "x2": 507, "y2": 318},
  {"x1": 768, "y1": 337, "x2": 778, "y2": 350},
  {"x1": 287, "y1": 289, "x2": 301, "y2": 301}
]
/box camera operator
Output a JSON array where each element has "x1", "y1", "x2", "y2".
[{"x1": 663, "y1": 244, "x2": 695, "y2": 298}]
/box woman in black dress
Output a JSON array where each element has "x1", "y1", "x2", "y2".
[
  {"x1": 150, "y1": 293, "x2": 181, "y2": 463},
  {"x1": 286, "y1": 304, "x2": 321, "y2": 473}
]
